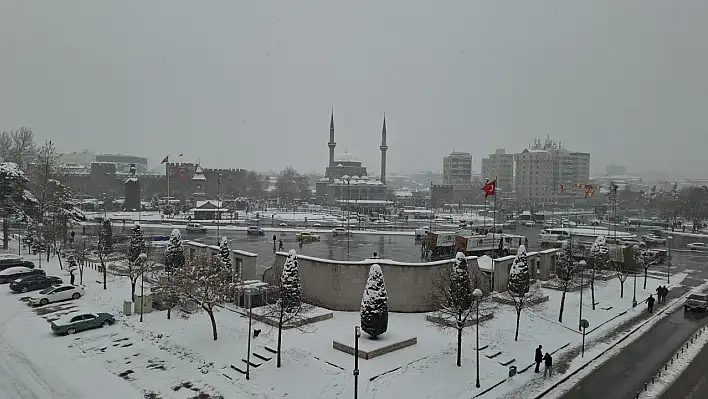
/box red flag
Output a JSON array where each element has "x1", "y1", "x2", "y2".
[
  {"x1": 559, "y1": 184, "x2": 565, "y2": 193},
  {"x1": 585, "y1": 188, "x2": 596, "y2": 198},
  {"x1": 161, "y1": 155, "x2": 169, "y2": 164},
  {"x1": 481, "y1": 180, "x2": 497, "y2": 198}
]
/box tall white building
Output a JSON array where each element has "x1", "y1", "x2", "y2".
[
  {"x1": 481, "y1": 149, "x2": 514, "y2": 194},
  {"x1": 442, "y1": 151, "x2": 473, "y2": 185},
  {"x1": 514, "y1": 138, "x2": 591, "y2": 203}
]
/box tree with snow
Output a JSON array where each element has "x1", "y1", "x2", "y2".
[
  {"x1": 219, "y1": 236, "x2": 232, "y2": 272},
  {"x1": 505, "y1": 244, "x2": 535, "y2": 341},
  {"x1": 430, "y1": 252, "x2": 483, "y2": 367},
  {"x1": 556, "y1": 240, "x2": 578, "y2": 323},
  {"x1": 122, "y1": 223, "x2": 147, "y2": 300},
  {"x1": 0, "y1": 161, "x2": 37, "y2": 250},
  {"x1": 274, "y1": 249, "x2": 303, "y2": 367},
  {"x1": 42, "y1": 178, "x2": 85, "y2": 269},
  {"x1": 633, "y1": 245, "x2": 659, "y2": 290},
  {"x1": 171, "y1": 253, "x2": 234, "y2": 340},
  {"x1": 588, "y1": 236, "x2": 610, "y2": 310},
  {"x1": 164, "y1": 229, "x2": 185, "y2": 319},
  {"x1": 361, "y1": 264, "x2": 389, "y2": 339}
]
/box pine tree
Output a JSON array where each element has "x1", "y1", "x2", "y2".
[
  {"x1": 361, "y1": 264, "x2": 389, "y2": 339},
  {"x1": 556, "y1": 240, "x2": 577, "y2": 323},
  {"x1": 280, "y1": 249, "x2": 302, "y2": 311},
  {"x1": 127, "y1": 223, "x2": 146, "y2": 300},
  {"x1": 589, "y1": 236, "x2": 610, "y2": 310},
  {"x1": 448, "y1": 252, "x2": 474, "y2": 366},
  {"x1": 164, "y1": 229, "x2": 185, "y2": 320},
  {"x1": 506, "y1": 245, "x2": 532, "y2": 341},
  {"x1": 219, "y1": 236, "x2": 232, "y2": 272}
]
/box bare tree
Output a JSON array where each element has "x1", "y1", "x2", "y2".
[
  {"x1": 72, "y1": 236, "x2": 91, "y2": 285},
  {"x1": 171, "y1": 253, "x2": 233, "y2": 340},
  {"x1": 556, "y1": 240, "x2": 579, "y2": 323},
  {"x1": 504, "y1": 245, "x2": 540, "y2": 341},
  {"x1": 0, "y1": 128, "x2": 37, "y2": 170},
  {"x1": 429, "y1": 252, "x2": 488, "y2": 366},
  {"x1": 610, "y1": 254, "x2": 630, "y2": 299},
  {"x1": 681, "y1": 186, "x2": 708, "y2": 233},
  {"x1": 588, "y1": 236, "x2": 610, "y2": 310}
]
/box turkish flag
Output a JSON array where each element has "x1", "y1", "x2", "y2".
[
  {"x1": 161, "y1": 156, "x2": 169, "y2": 164},
  {"x1": 481, "y1": 180, "x2": 497, "y2": 198}
]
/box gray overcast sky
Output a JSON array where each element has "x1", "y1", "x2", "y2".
[{"x1": 2, "y1": 1, "x2": 707, "y2": 177}]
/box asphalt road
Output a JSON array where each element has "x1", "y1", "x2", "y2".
[
  {"x1": 559, "y1": 278, "x2": 708, "y2": 399},
  {"x1": 659, "y1": 337, "x2": 708, "y2": 399}
]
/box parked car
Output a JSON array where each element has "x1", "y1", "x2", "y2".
[
  {"x1": 246, "y1": 226, "x2": 265, "y2": 236},
  {"x1": 620, "y1": 239, "x2": 646, "y2": 248},
  {"x1": 186, "y1": 223, "x2": 207, "y2": 233},
  {"x1": 524, "y1": 221, "x2": 536, "y2": 228},
  {"x1": 684, "y1": 294, "x2": 708, "y2": 312},
  {"x1": 503, "y1": 221, "x2": 517, "y2": 230},
  {"x1": 0, "y1": 267, "x2": 45, "y2": 284},
  {"x1": 279, "y1": 223, "x2": 288, "y2": 227},
  {"x1": 9, "y1": 275, "x2": 62, "y2": 293},
  {"x1": 295, "y1": 231, "x2": 320, "y2": 242},
  {"x1": 0, "y1": 256, "x2": 35, "y2": 272},
  {"x1": 332, "y1": 227, "x2": 349, "y2": 236},
  {"x1": 687, "y1": 242, "x2": 708, "y2": 251},
  {"x1": 29, "y1": 284, "x2": 84, "y2": 306},
  {"x1": 51, "y1": 312, "x2": 115, "y2": 335}
]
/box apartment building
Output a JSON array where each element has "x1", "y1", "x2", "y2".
[
  {"x1": 481, "y1": 149, "x2": 514, "y2": 194},
  {"x1": 442, "y1": 151, "x2": 473, "y2": 185}
]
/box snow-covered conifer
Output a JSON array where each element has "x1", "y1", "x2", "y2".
[
  {"x1": 280, "y1": 249, "x2": 302, "y2": 311},
  {"x1": 507, "y1": 245, "x2": 530, "y2": 296},
  {"x1": 361, "y1": 264, "x2": 389, "y2": 338},
  {"x1": 449, "y1": 252, "x2": 473, "y2": 311},
  {"x1": 129, "y1": 223, "x2": 146, "y2": 264},
  {"x1": 165, "y1": 229, "x2": 185, "y2": 273},
  {"x1": 219, "y1": 236, "x2": 232, "y2": 272}
]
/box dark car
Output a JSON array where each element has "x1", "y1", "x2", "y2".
[
  {"x1": 246, "y1": 226, "x2": 265, "y2": 236},
  {"x1": 0, "y1": 267, "x2": 45, "y2": 284},
  {"x1": 0, "y1": 257, "x2": 35, "y2": 272},
  {"x1": 684, "y1": 294, "x2": 708, "y2": 312},
  {"x1": 51, "y1": 312, "x2": 115, "y2": 335},
  {"x1": 9, "y1": 275, "x2": 62, "y2": 293}
]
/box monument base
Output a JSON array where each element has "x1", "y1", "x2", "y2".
[{"x1": 333, "y1": 331, "x2": 417, "y2": 360}]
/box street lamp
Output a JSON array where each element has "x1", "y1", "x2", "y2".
[
  {"x1": 354, "y1": 325, "x2": 361, "y2": 399},
  {"x1": 578, "y1": 260, "x2": 586, "y2": 331},
  {"x1": 473, "y1": 288, "x2": 483, "y2": 388},
  {"x1": 245, "y1": 285, "x2": 260, "y2": 380},
  {"x1": 217, "y1": 173, "x2": 222, "y2": 245},
  {"x1": 667, "y1": 236, "x2": 673, "y2": 283}
]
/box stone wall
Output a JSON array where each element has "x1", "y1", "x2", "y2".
[{"x1": 265, "y1": 253, "x2": 491, "y2": 313}]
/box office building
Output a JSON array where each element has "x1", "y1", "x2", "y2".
[
  {"x1": 481, "y1": 149, "x2": 514, "y2": 194},
  {"x1": 442, "y1": 151, "x2": 473, "y2": 185}
]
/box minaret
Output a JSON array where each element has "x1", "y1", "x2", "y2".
[
  {"x1": 328, "y1": 109, "x2": 336, "y2": 168},
  {"x1": 380, "y1": 114, "x2": 388, "y2": 185}
]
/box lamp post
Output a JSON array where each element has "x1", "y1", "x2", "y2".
[
  {"x1": 578, "y1": 260, "x2": 586, "y2": 331},
  {"x1": 217, "y1": 173, "x2": 222, "y2": 245},
  {"x1": 632, "y1": 270, "x2": 638, "y2": 308},
  {"x1": 347, "y1": 178, "x2": 351, "y2": 261},
  {"x1": 245, "y1": 286, "x2": 259, "y2": 380},
  {"x1": 354, "y1": 325, "x2": 361, "y2": 399},
  {"x1": 667, "y1": 236, "x2": 673, "y2": 283},
  {"x1": 473, "y1": 288, "x2": 483, "y2": 388}
]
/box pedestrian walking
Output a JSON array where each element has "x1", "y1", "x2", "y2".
[
  {"x1": 534, "y1": 345, "x2": 543, "y2": 373},
  {"x1": 279, "y1": 239, "x2": 284, "y2": 251},
  {"x1": 656, "y1": 285, "x2": 662, "y2": 302},
  {"x1": 70, "y1": 267, "x2": 75, "y2": 286},
  {"x1": 662, "y1": 286, "x2": 669, "y2": 302},
  {"x1": 543, "y1": 353, "x2": 553, "y2": 378},
  {"x1": 646, "y1": 295, "x2": 656, "y2": 314}
]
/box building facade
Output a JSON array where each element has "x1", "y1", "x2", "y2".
[
  {"x1": 95, "y1": 154, "x2": 148, "y2": 174},
  {"x1": 315, "y1": 111, "x2": 389, "y2": 206},
  {"x1": 442, "y1": 151, "x2": 472, "y2": 185},
  {"x1": 481, "y1": 149, "x2": 514, "y2": 194}
]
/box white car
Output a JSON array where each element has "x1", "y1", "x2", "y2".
[
  {"x1": 642, "y1": 234, "x2": 667, "y2": 245},
  {"x1": 332, "y1": 227, "x2": 349, "y2": 236},
  {"x1": 524, "y1": 221, "x2": 535, "y2": 228},
  {"x1": 29, "y1": 284, "x2": 85, "y2": 306},
  {"x1": 687, "y1": 242, "x2": 708, "y2": 251},
  {"x1": 186, "y1": 223, "x2": 207, "y2": 233}
]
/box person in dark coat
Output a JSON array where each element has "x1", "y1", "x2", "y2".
[
  {"x1": 646, "y1": 295, "x2": 656, "y2": 314},
  {"x1": 656, "y1": 286, "x2": 662, "y2": 303},
  {"x1": 69, "y1": 267, "x2": 75, "y2": 286},
  {"x1": 534, "y1": 345, "x2": 543, "y2": 373},
  {"x1": 543, "y1": 352, "x2": 553, "y2": 377},
  {"x1": 662, "y1": 286, "x2": 669, "y2": 302},
  {"x1": 278, "y1": 239, "x2": 284, "y2": 251}
]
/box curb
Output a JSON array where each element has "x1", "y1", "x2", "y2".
[{"x1": 531, "y1": 286, "x2": 701, "y2": 399}]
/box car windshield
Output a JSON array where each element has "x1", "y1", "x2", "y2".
[
  {"x1": 688, "y1": 294, "x2": 707, "y2": 301},
  {"x1": 38, "y1": 287, "x2": 54, "y2": 294}
]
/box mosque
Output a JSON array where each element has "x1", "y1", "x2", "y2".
[{"x1": 315, "y1": 111, "x2": 392, "y2": 210}]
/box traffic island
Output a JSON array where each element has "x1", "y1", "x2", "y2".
[{"x1": 333, "y1": 332, "x2": 417, "y2": 360}]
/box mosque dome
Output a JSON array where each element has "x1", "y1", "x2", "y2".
[{"x1": 335, "y1": 152, "x2": 359, "y2": 163}]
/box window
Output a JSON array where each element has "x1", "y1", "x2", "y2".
[{"x1": 70, "y1": 315, "x2": 84, "y2": 323}]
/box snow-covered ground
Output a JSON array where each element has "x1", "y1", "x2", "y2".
[{"x1": 0, "y1": 242, "x2": 700, "y2": 399}]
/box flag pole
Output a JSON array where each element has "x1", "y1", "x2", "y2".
[
  {"x1": 166, "y1": 156, "x2": 170, "y2": 202},
  {"x1": 492, "y1": 176, "x2": 497, "y2": 257}
]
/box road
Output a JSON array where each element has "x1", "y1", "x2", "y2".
[
  {"x1": 559, "y1": 279, "x2": 708, "y2": 399},
  {"x1": 659, "y1": 337, "x2": 708, "y2": 398}
]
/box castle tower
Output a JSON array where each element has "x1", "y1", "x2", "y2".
[
  {"x1": 328, "y1": 109, "x2": 336, "y2": 169},
  {"x1": 380, "y1": 115, "x2": 388, "y2": 185}
]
